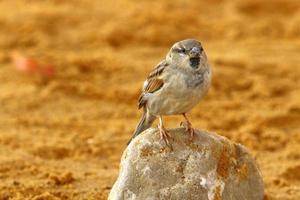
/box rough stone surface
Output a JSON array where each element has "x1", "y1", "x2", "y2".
[{"x1": 109, "y1": 128, "x2": 264, "y2": 200}]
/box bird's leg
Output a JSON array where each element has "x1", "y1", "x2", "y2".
[
  {"x1": 158, "y1": 115, "x2": 172, "y2": 147},
  {"x1": 180, "y1": 113, "x2": 195, "y2": 138}
]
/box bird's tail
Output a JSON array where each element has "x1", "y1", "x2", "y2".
[{"x1": 127, "y1": 110, "x2": 156, "y2": 145}]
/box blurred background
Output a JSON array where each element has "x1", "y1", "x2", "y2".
[{"x1": 0, "y1": 0, "x2": 300, "y2": 199}]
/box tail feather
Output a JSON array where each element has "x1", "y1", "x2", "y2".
[{"x1": 127, "y1": 110, "x2": 156, "y2": 145}]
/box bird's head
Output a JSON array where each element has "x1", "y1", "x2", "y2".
[{"x1": 166, "y1": 39, "x2": 208, "y2": 70}]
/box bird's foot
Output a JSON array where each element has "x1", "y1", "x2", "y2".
[
  {"x1": 158, "y1": 125, "x2": 172, "y2": 148},
  {"x1": 180, "y1": 120, "x2": 195, "y2": 139}
]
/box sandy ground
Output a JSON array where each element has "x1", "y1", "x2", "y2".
[{"x1": 0, "y1": 0, "x2": 300, "y2": 199}]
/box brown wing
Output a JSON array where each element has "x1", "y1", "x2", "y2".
[
  {"x1": 138, "y1": 60, "x2": 168, "y2": 109},
  {"x1": 147, "y1": 60, "x2": 167, "y2": 80},
  {"x1": 145, "y1": 78, "x2": 164, "y2": 93}
]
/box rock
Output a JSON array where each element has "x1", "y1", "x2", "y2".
[{"x1": 109, "y1": 128, "x2": 264, "y2": 200}]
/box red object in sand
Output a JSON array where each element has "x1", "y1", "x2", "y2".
[{"x1": 11, "y1": 52, "x2": 55, "y2": 78}]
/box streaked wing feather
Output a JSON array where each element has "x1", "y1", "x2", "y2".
[
  {"x1": 147, "y1": 61, "x2": 166, "y2": 81},
  {"x1": 145, "y1": 78, "x2": 163, "y2": 93},
  {"x1": 138, "y1": 60, "x2": 168, "y2": 109}
]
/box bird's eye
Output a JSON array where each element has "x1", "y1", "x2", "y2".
[
  {"x1": 173, "y1": 48, "x2": 186, "y2": 55},
  {"x1": 177, "y1": 48, "x2": 186, "y2": 54}
]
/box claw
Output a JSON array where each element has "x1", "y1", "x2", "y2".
[
  {"x1": 158, "y1": 116, "x2": 173, "y2": 149},
  {"x1": 181, "y1": 113, "x2": 195, "y2": 139}
]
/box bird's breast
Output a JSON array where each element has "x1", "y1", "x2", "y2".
[{"x1": 147, "y1": 71, "x2": 210, "y2": 115}]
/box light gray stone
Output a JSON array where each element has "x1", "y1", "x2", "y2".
[{"x1": 109, "y1": 128, "x2": 264, "y2": 200}]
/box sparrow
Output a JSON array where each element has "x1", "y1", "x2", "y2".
[{"x1": 128, "y1": 39, "x2": 211, "y2": 146}]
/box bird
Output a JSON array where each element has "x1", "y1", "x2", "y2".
[{"x1": 128, "y1": 39, "x2": 211, "y2": 146}]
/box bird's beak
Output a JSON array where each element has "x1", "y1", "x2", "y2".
[{"x1": 189, "y1": 47, "x2": 200, "y2": 58}]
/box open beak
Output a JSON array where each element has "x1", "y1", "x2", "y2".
[
  {"x1": 189, "y1": 47, "x2": 200, "y2": 58},
  {"x1": 189, "y1": 47, "x2": 201, "y2": 68}
]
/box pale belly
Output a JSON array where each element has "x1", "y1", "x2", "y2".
[{"x1": 146, "y1": 72, "x2": 210, "y2": 116}]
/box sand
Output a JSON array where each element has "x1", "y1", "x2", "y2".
[{"x1": 0, "y1": 0, "x2": 300, "y2": 199}]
